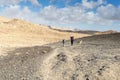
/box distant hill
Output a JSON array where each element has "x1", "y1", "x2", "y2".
[
  {"x1": 49, "y1": 27, "x2": 118, "y2": 35},
  {"x1": 48, "y1": 27, "x2": 99, "y2": 35},
  {"x1": 75, "y1": 30, "x2": 99, "y2": 35},
  {"x1": 95, "y1": 30, "x2": 117, "y2": 35}
]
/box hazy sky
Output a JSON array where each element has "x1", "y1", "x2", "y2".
[{"x1": 0, "y1": 0, "x2": 120, "y2": 31}]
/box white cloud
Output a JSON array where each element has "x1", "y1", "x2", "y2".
[
  {"x1": 97, "y1": 4, "x2": 120, "y2": 20},
  {"x1": 48, "y1": 0, "x2": 71, "y2": 5},
  {"x1": 0, "y1": 3, "x2": 114, "y2": 26},
  {"x1": 0, "y1": 4, "x2": 46, "y2": 24},
  {"x1": 0, "y1": 0, "x2": 41, "y2": 6},
  {"x1": 0, "y1": 5, "x2": 30, "y2": 20},
  {"x1": 81, "y1": 0, "x2": 105, "y2": 9},
  {"x1": 39, "y1": 5, "x2": 111, "y2": 25},
  {"x1": 0, "y1": 5, "x2": 22, "y2": 18},
  {"x1": 29, "y1": 0, "x2": 41, "y2": 6},
  {"x1": 0, "y1": 0, "x2": 21, "y2": 6}
]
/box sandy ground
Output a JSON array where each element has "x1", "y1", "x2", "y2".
[{"x1": 0, "y1": 33, "x2": 120, "y2": 80}]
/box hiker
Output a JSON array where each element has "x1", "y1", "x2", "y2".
[
  {"x1": 62, "y1": 39, "x2": 65, "y2": 47},
  {"x1": 70, "y1": 36, "x2": 74, "y2": 46}
]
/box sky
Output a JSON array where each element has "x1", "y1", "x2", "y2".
[{"x1": 0, "y1": 0, "x2": 120, "y2": 31}]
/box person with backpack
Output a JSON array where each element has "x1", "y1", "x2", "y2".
[{"x1": 70, "y1": 36, "x2": 74, "y2": 46}]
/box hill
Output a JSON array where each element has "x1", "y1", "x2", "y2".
[
  {"x1": 0, "y1": 16, "x2": 10, "y2": 22},
  {"x1": 0, "y1": 16, "x2": 89, "y2": 47},
  {"x1": 95, "y1": 30, "x2": 117, "y2": 35},
  {"x1": 49, "y1": 27, "x2": 99, "y2": 35}
]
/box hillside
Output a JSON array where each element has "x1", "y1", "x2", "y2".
[
  {"x1": 49, "y1": 27, "x2": 99, "y2": 35},
  {"x1": 95, "y1": 30, "x2": 117, "y2": 35},
  {"x1": 0, "y1": 16, "x2": 89, "y2": 47},
  {"x1": 0, "y1": 16, "x2": 10, "y2": 22},
  {"x1": 0, "y1": 33, "x2": 120, "y2": 80}
]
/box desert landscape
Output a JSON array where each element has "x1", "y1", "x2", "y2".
[{"x1": 0, "y1": 16, "x2": 120, "y2": 80}]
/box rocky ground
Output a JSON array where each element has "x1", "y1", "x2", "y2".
[{"x1": 0, "y1": 33, "x2": 120, "y2": 80}]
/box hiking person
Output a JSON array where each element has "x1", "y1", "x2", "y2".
[
  {"x1": 70, "y1": 36, "x2": 74, "y2": 46},
  {"x1": 62, "y1": 39, "x2": 65, "y2": 47}
]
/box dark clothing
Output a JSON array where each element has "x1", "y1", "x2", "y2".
[
  {"x1": 70, "y1": 36, "x2": 74, "y2": 46},
  {"x1": 62, "y1": 39, "x2": 65, "y2": 47}
]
